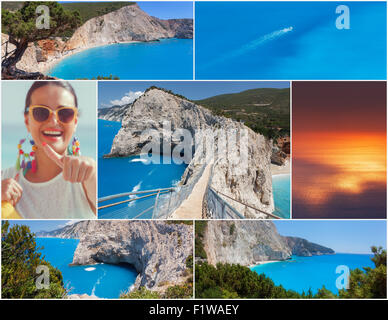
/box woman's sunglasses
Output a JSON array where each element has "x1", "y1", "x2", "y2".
[{"x1": 28, "y1": 105, "x2": 78, "y2": 124}]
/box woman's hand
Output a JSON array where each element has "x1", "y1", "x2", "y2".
[
  {"x1": 1, "y1": 174, "x2": 22, "y2": 207},
  {"x1": 43, "y1": 142, "x2": 97, "y2": 214}
]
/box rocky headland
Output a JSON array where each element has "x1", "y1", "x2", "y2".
[
  {"x1": 37, "y1": 220, "x2": 193, "y2": 293},
  {"x1": 1, "y1": 3, "x2": 193, "y2": 75},
  {"x1": 102, "y1": 87, "x2": 275, "y2": 218},
  {"x1": 200, "y1": 221, "x2": 334, "y2": 266}
]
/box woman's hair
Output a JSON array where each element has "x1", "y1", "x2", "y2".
[{"x1": 24, "y1": 81, "x2": 78, "y2": 114}]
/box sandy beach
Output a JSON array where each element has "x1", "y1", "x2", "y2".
[
  {"x1": 271, "y1": 159, "x2": 290, "y2": 176},
  {"x1": 249, "y1": 260, "x2": 282, "y2": 268},
  {"x1": 40, "y1": 40, "x2": 142, "y2": 75}
]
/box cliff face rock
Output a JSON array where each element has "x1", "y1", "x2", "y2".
[
  {"x1": 66, "y1": 4, "x2": 193, "y2": 50},
  {"x1": 36, "y1": 221, "x2": 93, "y2": 239},
  {"x1": 108, "y1": 88, "x2": 274, "y2": 218},
  {"x1": 98, "y1": 104, "x2": 129, "y2": 122},
  {"x1": 203, "y1": 221, "x2": 291, "y2": 266},
  {"x1": 282, "y1": 236, "x2": 335, "y2": 256},
  {"x1": 38, "y1": 220, "x2": 193, "y2": 292},
  {"x1": 202, "y1": 221, "x2": 334, "y2": 266}
]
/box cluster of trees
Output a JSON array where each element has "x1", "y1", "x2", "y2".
[
  {"x1": 195, "y1": 88, "x2": 290, "y2": 140},
  {"x1": 195, "y1": 221, "x2": 208, "y2": 260},
  {"x1": 2, "y1": 2, "x2": 81, "y2": 75},
  {"x1": 1, "y1": 221, "x2": 67, "y2": 299},
  {"x1": 195, "y1": 246, "x2": 387, "y2": 299}
]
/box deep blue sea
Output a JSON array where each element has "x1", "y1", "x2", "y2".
[
  {"x1": 48, "y1": 39, "x2": 193, "y2": 80},
  {"x1": 98, "y1": 119, "x2": 187, "y2": 219},
  {"x1": 196, "y1": 2, "x2": 386, "y2": 79},
  {"x1": 272, "y1": 174, "x2": 290, "y2": 219},
  {"x1": 36, "y1": 238, "x2": 137, "y2": 298},
  {"x1": 251, "y1": 253, "x2": 374, "y2": 294}
]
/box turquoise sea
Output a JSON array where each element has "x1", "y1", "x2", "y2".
[
  {"x1": 48, "y1": 39, "x2": 193, "y2": 80},
  {"x1": 196, "y1": 2, "x2": 386, "y2": 79},
  {"x1": 251, "y1": 253, "x2": 374, "y2": 294},
  {"x1": 272, "y1": 174, "x2": 290, "y2": 219},
  {"x1": 98, "y1": 119, "x2": 187, "y2": 219},
  {"x1": 98, "y1": 119, "x2": 289, "y2": 218},
  {"x1": 36, "y1": 238, "x2": 137, "y2": 298}
]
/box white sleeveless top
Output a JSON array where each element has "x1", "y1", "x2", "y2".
[{"x1": 2, "y1": 167, "x2": 96, "y2": 219}]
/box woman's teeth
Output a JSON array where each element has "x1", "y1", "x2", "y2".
[{"x1": 43, "y1": 130, "x2": 62, "y2": 137}]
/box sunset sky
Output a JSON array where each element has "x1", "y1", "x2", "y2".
[{"x1": 292, "y1": 82, "x2": 386, "y2": 219}]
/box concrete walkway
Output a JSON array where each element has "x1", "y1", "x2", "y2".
[{"x1": 170, "y1": 162, "x2": 213, "y2": 219}]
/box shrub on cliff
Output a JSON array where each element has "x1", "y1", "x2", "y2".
[
  {"x1": 1, "y1": 221, "x2": 67, "y2": 299},
  {"x1": 2, "y1": 1, "x2": 81, "y2": 76},
  {"x1": 163, "y1": 283, "x2": 193, "y2": 299},
  {"x1": 339, "y1": 246, "x2": 386, "y2": 299},
  {"x1": 120, "y1": 287, "x2": 161, "y2": 299},
  {"x1": 195, "y1": 221, "x2": 208, "y2": 260},
  {"x1": 195, "y1": 262, "x2": 301, "y2": 299}
]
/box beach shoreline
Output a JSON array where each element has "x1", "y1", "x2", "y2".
[
  {"x1": 40, "y1": 40, "x2": 144, "y2": 75},
  {"x1": 249, "y1": 260, "x2": 283, "y2": 268},
  {"x1": 271, "y1": 159, "x2": 290, "y2": 176}
]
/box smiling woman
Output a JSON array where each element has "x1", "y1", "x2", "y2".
[{"x1": 1, "y1": 81, "x2": 97, "y2": 219}]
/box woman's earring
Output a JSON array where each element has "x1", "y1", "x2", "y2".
[
  {"x1": 16, "y1": 138, "x2": 37, "y2": 175},
  {"x1": 68, "y1": 137, "x2": 81, "y2": 156},
  {"x1": 16, "y1": 139, "x2": 25, "y2": 171},
  {"x1": 29, "y1": 139, "x2": 37, "y2": 173}
]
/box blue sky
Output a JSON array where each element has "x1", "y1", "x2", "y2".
[
  {"x1": 138, "y1": 1, "x2": 193, "y2": 19},
  {"x1": 274, "y1": 220, "x2": 387, "y2": 254},
  {"x1": 6, "y1": 220, "x2": 74, "y2": 233},
  {"x1": 98, "y1": 81, "x2": 290, "y2": 108}
]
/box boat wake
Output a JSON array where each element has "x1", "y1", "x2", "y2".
[
  {"x1": 202, "y1": 26, "x2": 293, "y2": 69},
  {"x1": 91, "y1": 268, "x2": 107, "y2": 297},
  {"x1": 127, "y1": 181, "x2": 142, "y2": 207}
]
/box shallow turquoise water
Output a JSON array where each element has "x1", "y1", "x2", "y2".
[
  {"x1": 272, "y1": 174, "x2": 290, "y2": 219},
  {"x1": 251, "y1": 253, "x2": 374, "y2": 294},
  {"x1": 36, "y1": 238, "x2": 138, "y2": 298},
  {"x1": 98, "y1": 119, "x2": 187, "y2": 219},
  {"x1": 48, "y1": 39, "x2": 193, "y2": 80}
]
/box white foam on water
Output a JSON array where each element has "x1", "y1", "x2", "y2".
[
  {"x1": 127, "y1": 181, "x2": 142, "y2": 207},
  {"x1": 147, "y1": 169, "x2": 156, "y2": 176},
  {"x1": 203, "y1": 26, "x2": 294, "y2": 69},
  {"x1": 130, "y1": 158, "x2": 150, "y2": 164},
  {"x1": 84, "y1": 267, "x2": 96, "y2": 272},
  {"x1": 91, "y1": 268, "x2": 107, "y2": 297}
]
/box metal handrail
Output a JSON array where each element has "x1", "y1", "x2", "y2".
[
  {"x1": 98, "y1": 190, "x2": 171, "y2": 210},
  {"x1": 212, "y1": 188, "x2": 282, "y2": 219},
  {"x1": 208, "y1": 187, "x2": 245, "y2": 219},
  {"x1": 98, "y1": 187, "x2": 175, "y2": 203}
]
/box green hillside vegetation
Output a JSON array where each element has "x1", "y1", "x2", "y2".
[
  {"x1": 195, "y1": 246, "x2": 386, "y2": 299},
  {"x1": 195, "y1": 221, "x2": 208, "y2": 260},
  {"x1": 1, "y1": 221, "x2": 67, "y2": 299},
  {"x1": 2, "y1": 1, "x2": 136, "y2": 37},
  {"x1": 195, "y1": 88, "x2": 290, "y2": 139},
  {"x1": 61, "y1": 2, "x2": 136, "y2": 24}
]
